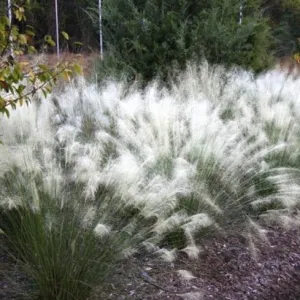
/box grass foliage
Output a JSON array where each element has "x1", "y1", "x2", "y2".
[{"x1": 1, "y1": 62, "x2": 300, "y2": 298}]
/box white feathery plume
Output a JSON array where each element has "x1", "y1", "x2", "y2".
[
  {"x1": 177, "y1": 269, "x2": 196, "y2": 281},
  {"x1": 93, "y1": 223, "x2": 111, "y2": 238},
  {"x1": 1, "y1": 62, "x2": 300, "y2": 259},
  {"x1": 156, "y1": 248, "x2": 177, "y2": 262}
]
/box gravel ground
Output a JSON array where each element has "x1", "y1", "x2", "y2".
[{"x1": 1, "y1": 222, "x2": 300, "y2": 300}]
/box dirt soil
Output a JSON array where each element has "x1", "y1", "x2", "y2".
[{"x1": 2, "y1": 221, "x2": 299, "y2": 300}]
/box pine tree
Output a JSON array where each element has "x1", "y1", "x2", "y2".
[{"x1": 91, "y1": 0, "x2": 273, "y2": 83}]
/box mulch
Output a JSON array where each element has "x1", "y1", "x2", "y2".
[
  {"x1": 1, "y1": 221, "x2": 300, "y2": 300},
  {"x1": 93, "y1": 222, "x2": 300, "y2": 300},
  {"x1": 0, "y1": 236, "x2": 31, "y2": 300}
]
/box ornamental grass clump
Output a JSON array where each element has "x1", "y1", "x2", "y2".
[
  {"x1": 2, "y1": 62, "x2": 300, "y2": 298},
  {"x1": 0, "y1": 164, "x2": 147, "y2": 300}
]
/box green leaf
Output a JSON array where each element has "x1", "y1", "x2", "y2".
[
  {"x1": 0, "y1": 97, "x2": 6, "y2": 109},
  {"x1": 18, "y1": 34, "x2": 27, "y2": 45},
  {"x1": 73, "y1": 63, "x2": 83, "y2": 75},
  {"x1": 28, "y1": 46, "x2": 36, "y2": 54},
  {"x1": 61, "y1": 31, "x2": 69, "y2": 40},
  {"x1": 10, "y1": 102, "x2": 16, "y2": 110},
  {"x1": 25, "y1": 29, "x2": 35, "y2": 37},
  {"x1": 0, "y1": 16, "x2": 9, "y2": 26},
  {"x1": 2, "y1": 108, "x2": 10, "y2": 118},
  {"x1": 44, "y1": 35, "x2": 56, "y2": 47},
  {"x1": 17, "y1": 84, "x2": 26, "y2": 95},
  {"x1": 73, "y1": 41, "x2": 83, "y2": 46},
  {"x1": 38, "y1": 64, "x2": 49, "y2": 72}
]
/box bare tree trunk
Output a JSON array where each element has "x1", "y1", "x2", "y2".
[
  {"x1": 55, "y1": 0, "x2": 60, "y2": 58},
  {"x1": 99, "y1": 0, "x2": 103, "y2": 60},
  {"x1": 7, "y1": 0, "x2": 13, "y2": 57},
  {"x1": 239, "y1": 0, "x2": 243, "y2": 25}
]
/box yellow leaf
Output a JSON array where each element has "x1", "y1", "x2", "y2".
[
  {"x1": 19, "y1": 61, "x2": 29, "y2": 71},
  {"x1": 15, "y1": 10, "x2": 21, "y2": 21},
  {"x1": 62, "y1": 70, "x2": 71, "y2": 81},
  {"x1": 19, "y1": 97, "x2": 24, "y2": 107},
  {"x1": 15, "y1": 7, "x2": 25, "y2": 21},
  {"x1": 29, "y1": 70, "x2": 35, "y2": 81},
  {"x1": 0, "y1": 98, "x2": 6, "y2": 109},
  {"x1": 0, "y1": 70, "x2": 5, "y2": 81},
  {"x1": 14, "y1": 50, "x2": 24, "y2": 56},
  {"x1": 45, "y1": 84, "x2": 52, "y2": 93}
]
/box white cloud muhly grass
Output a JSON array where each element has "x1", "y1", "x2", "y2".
[
  {"x1": 177, "y1": 269, "x2": 196, "y2": 281},
  {"x1": 178, "y1": 292, "x2": 204, "y2": 300},
  {"x1": 181, "y1": 244, "x2": 202, "y2": 259},
  {"x1": 0, "y1": 196, "x2": 22, "y2": 210},
  {"x1": 248, "y1": 218, "x2": 270, "y2": 244},
  {"x1": 93, "y1": 223, "x2": 111, "y2": 238},
  {"x1": 181, "y1": 213, "x2": 214, "y2": 235},
  {"x1": 82, "y1": 206, "x2": 97, "y2": 229},
  {"x1": 2, "y1": 63, "x2": 300, "y2": 257},
  {"x1": 156, "y1": 248, "x2": 177, "y2": 262},
  {"x1": 153, "y1": 212, "x2": 187, "y2": 236}
]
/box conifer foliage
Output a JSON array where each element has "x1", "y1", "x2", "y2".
[{"x1": 92, "y1": 0, "x2": 273, "y2": 83}]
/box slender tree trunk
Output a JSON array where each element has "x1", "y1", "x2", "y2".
[
  {"x1": 239, "y1": 0, "x2": 243, "y2": 25},
  {"x1": 7, "y1": 0, "x2": 13, "y2": 57},
  {"x1": 99, "y1": 0, "x2": 103, "y2": 60},
  {"x1": 55, "y1": 0, "x2": 60, "y2": 58}
]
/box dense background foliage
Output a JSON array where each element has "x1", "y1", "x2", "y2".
[{"x1": 1, "y1": 0, "x2": 300, "y2": 82}]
